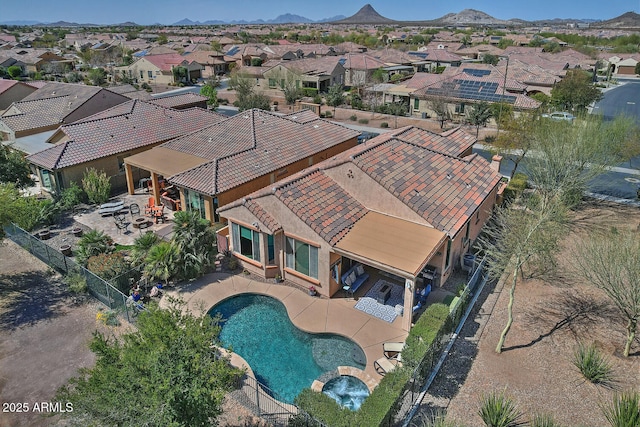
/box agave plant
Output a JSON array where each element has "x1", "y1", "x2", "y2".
[{"x1": 478, "y1": 391, "x2": 523, "y2": 427}]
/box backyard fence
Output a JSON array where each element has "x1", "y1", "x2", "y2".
[{"x1": 4, "y1": 223, "x2": 139, "y2": 323}]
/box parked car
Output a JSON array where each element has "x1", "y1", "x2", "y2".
[{"x1": 541, "y1": 112, "x2": 576, "y2": 122}]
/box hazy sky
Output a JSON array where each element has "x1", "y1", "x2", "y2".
[{"x1": 1, "y1": 0, "x2": 637, "y2": 25}]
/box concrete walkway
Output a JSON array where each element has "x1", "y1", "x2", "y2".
[{"x1": 163, "y1": 272, "x2": 410, "y2": 385}]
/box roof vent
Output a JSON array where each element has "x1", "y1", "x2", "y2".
[
  {"x1": 446, "y1": 173, "x2": 452, "y2": 179},
  {"x1": 208, "y1": 137, "x2": 212, "y2": 143},
  {"x1": 243, "y1": 115, "x2": 249, "y2": 119},
  {"x1": 313, "y1": 125, "x2": 319, "y2": 129}
]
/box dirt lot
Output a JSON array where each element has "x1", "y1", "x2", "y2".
[
  {"x1": 0, "y1": 239, "x2": 120, "y2": 427},
  {"x1": 416, "y1": 199, "x2": 640, "y2": 427}
]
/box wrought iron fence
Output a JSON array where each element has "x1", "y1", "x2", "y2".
[{"x1": 4, "y1": 223, "x2": 138, "y2": 323}]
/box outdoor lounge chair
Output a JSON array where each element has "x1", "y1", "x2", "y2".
[
  {"x1": 382, "y1": 342, "x2": 405, "y2": 360},
  {"x1": 374, "y1": 356, "x2": 399, "y2": 375}
]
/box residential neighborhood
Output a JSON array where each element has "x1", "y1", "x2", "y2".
[{"x1": 1, "y1": 4, "x2": 639, "y2": 426}]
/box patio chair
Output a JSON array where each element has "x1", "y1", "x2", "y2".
[
  {"x1": 374, "y1": 356, "x2": 399, "y2": 376},
  {"x1": 115, "y1": 218, "x2": 130, "y2": 234},
  {"x1": 144, "y1": 197, "x2": 156, "y2": 216},
  {"x1": 130, "y1": 203, "x2": 140, "y2": 218},
  {"x1": 382, "y1": 342, "x2": 405, "y2": 360}
]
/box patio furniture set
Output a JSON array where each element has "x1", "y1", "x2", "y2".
[
  {"x1": 374, "y1": 342, "x2": 405, "y2": 375},
  {"x1": 341, "y1": 263, "x2": 370, "y2": 298}
]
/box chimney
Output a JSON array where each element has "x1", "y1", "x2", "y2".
[{"x1": 490, "y1": 155, "x2": 502, "y2": 173}]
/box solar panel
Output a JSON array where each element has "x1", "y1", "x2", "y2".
[{"x1": 462, "y1": 68, "x2": 491, "y2": 77}]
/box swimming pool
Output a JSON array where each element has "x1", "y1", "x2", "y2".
[{"x1": 209, "y1": 294, "x2": 366, "y2": 403}]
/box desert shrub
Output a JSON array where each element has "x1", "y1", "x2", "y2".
[
  {"x1": 573, "y1": 342, "x2": 614, "y2": 385},
  {"x1": 484, "y1": 135, "x2": 496, "y2": 143},
  {"x1": 503, "y1": 172, "x2": 528, "y2": 201},
  {"x1": 96, "y1": 308, "x2": 120, "y2": 326},
  {"x1": 81, "y1": 168, "x2": 111, "y2": 204},
  {"x1": 76, "y1": 229, "x2": 114, "y2": 266},
  {"x1": 602, "y1": 392, "x2": 640, "y2": 427},
  {"x1": 87, "y1": 252, "x2": 129, "y2": 280},
  {"x1": 324, "y1": 110, "x2": 332, "y2": 118},
  {"x1": 303, "y1": 87, "x2": 318, "y2": 97},
  {"x1": 56, "y1": 182, "x2": 86, "y2": 211},
  {"x1": 380, "y1": 122, "x2": 388, "y2": 128},
  {"x1": 478, "y1": 391, "x2": 523, "y2": 427},
  {"x1": 350, "y1": 114, "x2": 357, "y2": 121},
  {"x1": 531, "y1": 413, "x2": 564, "y2": 427},
  {"x1": 312, "y1": 94, "x2": 322, "y2": 105},
  {"x1": 65, "y1": 270, "x2": 88, "y2": 294},
  {"x1": 358, "y1": 118, "x2": 369, "y2": 124}
]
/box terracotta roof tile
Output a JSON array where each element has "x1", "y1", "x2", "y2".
[{"x1": 26, "y1": 100, "x2": 223, "y2": 169}]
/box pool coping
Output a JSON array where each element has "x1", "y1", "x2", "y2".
[{"x1": 311, "y1": 366, "x2": 377, "y2": 394}]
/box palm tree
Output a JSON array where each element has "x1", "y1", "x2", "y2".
[
  {"x1": 171, "y1": 211, "x2": 216, "y2": 280},
  {"x1": 76, "y1": 229, "x2": 113, "y2": 266},
  {"x1": 131, "y1": 232, "x2": 159, "y2": 265},
  {"x1": 143, "y1": 242, "x2": 178, "y2": 286}
]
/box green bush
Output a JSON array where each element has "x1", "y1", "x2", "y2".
[
  {"x1": 87, "y1": 252, "x2": 129, "y2": 280},
  {"x1": 76, "y1": 229, "x2": 114, "y2": 266},
  {"x1": 602, "y1": 392, "x2": 640, "y2": 427},
  {"x1": 402, "y1": 303, "x2": 449, "y2": 368},
  {"x1": 573, "y1": 342, "x2": 614, "y2": 385},
  {"x1": 324, "y1": 110, "x2": 332, "y2": 118},
  {"x1": 350, "y1": 115, "x2": 358, "y2": 121},
  {"x1": 358, "y1": 118, "x2": 369, "y2": 124},
  {"x1": 503, "y1": 172, "x2": 528, "y2": 201},
  {"x1": 478, "y1": 391, "x2": 523, "y2": 427},
  {"x1": 57, "y1": 182, "x2": 86, "y2": 211},
  {"x1": 380, "y1": 122, "x2": 389, "y2": 128},
  {"x1": 531, "y1": 413, "x2": 564, "y2": 427},
  {"x1": 303, "y1": 87, "x2": 318, "y2": 97},
  {"x1": 81, "y1": 168, "x2": 111, "y2": 204},
  {"x1": 65, "y1": 270, "x2": 88, "y2": 294},
  {"x1": 484, "y1": 135, "x2": 496, "y2": 143}
]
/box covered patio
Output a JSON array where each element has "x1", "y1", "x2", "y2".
[{"x1": 333, "y1": 211, "x2": 447, "y2": 331}]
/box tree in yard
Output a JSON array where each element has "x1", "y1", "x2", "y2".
[
  {"x1": 172, "y1": 66, "x2": 188, "y2": 84},
  {"x1": 480, "y1": 193, "x2": 568, "y2": 354},
  {"x1": 81, "y1": 167, "x2": 111, "y2": 204},
  {"x1": 482, "y1": 54, "x2": 499, "y2": 66},
  {"x1": 466, "y1": 101, "x2": 493, "y2": 138},
  {"x1": 144, "y1": 241, "x2": 178, "y2": 286},
  {"x1": 56, "y1": 298, "x2": 243, "y2": 426},
  {"x1": 326, "y1": 84, "x2": 345, "y2": 116},
  {"x1": 387, "y1": 101, "x2": 408, "y2": 129},
  {"x1": 230, "y1": 71, "x2": 270, "y2": 111},
  {"x1": 572, "y1": 228, "x2": 640, "y2": 357},
  {"x1": 635, "y1": 62, "x2": 640, "y2": 75},
  {"x1": 7, "y1": 65, "x2": 22, "y2": 79},
  {"x1": 199, "y1": 82, "x2": 218, "y2": 110},
  {"x1": 75, "y1": 229, "x2": 114, "y2": 266},
  {"x1": 157, "y1": 34, "x2": 168, "y2": 45},
  {"x1": 130, "y1": 231, "x2": 159, "y2": 266},
  {"x1": 87, "y1": 67, "x2": 106, "y2": 86},
  {"x1": 172, "y1": 210, "x2": 217, "y2": 280},
  {"x1": 550, "y1": 69, "x2": 603, "y2": 113},
  {"x1": 0, "y1": 145, "x2": 34, "y2": 188},
  {"x1": 273, "y1": 68, "x2": 302, "y2": 106},
  {"x1": 492, "y1": 111, "x2": 538, "y2": 179},
  {"x1": 489, "y1": 102, "x2": 513, "y2": 129},
  {"x1": 427, "y1": 95, "x2": 452, "y2": 129}
]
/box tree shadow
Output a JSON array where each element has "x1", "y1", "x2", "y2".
[
  {"x1": 0, "y1": 271, "x2": 72, "y2": 331},
  {"x1": 502, "y1": 290, "x2": 619, "y2": 352}
]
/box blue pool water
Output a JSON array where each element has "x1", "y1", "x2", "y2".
[
  {"x1": 209, "y1": 294, "x2": 366, "y2": 404},
  {"x1": 322, "y1": 375, "x2": 370, "y2": 411}
]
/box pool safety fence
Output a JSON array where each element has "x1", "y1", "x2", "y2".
[
  {"x1": 232, "y1": 374, "x2": 329, "y2": 427},
  {"x1": 4, "y1": 223, "x2": 139, "y2": 324}
]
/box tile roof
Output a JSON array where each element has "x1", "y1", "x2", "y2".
[
  {"x1": 275, "y1": 170, "x2": 367, "y2": 245},
  {"x1": 220, "y1": 126, "x2": 501, "y2": 239},
  {"x1": 164, "y1": 109, "x2": 360, "y2": 195},
  {"x1": 1, "y1": 96, "x2": 75, "y2": 132},
  {"x1": 140, "y1": 53, "x2": 191, "y2": 71},
  {"x1": 148, "y1": 93, "x2": 208, "y2": 108},
  {"x1": 26, "y1": 100, "x2": 224, "y2": 170},
  {"x1": 275, "y1": 56, "x2": 343, "y2": 76},
  {"x1": 340, "y1": 53, "x2": 386, "y2": 70},
  {"x1": 243, "y1": 199, "x2": 282, "y2": 233}
]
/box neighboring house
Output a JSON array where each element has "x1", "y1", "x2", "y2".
[
  {"x1": 123, "y1": 109, "x2": 360, "y2": 224},
  {"x1": 409, "y1": 65, "x2": 541, "y2": 120},
  {"x1": 0, "y1": 80, "x2": 38, "y2": 110},
  {"x1": 0, "y1": 81, "x2": 130, "y2": 143},
  {"x1": 184, "y1": 50, "x2": 230, "y2": 78},
  {"x1": 262, "y1": 57, "x2": 345, "y2": 93},
  {"x1": 408, "y1": 49, "x2": 464, "y2": 73},
  {"x1": 217, "y1": 126, "x2": 502, "y2": 331},
  {"x1": 115, "y1": 54, "x2": 204, "y2": 85},
  {"x1": 341, "y1": 53, "x2": 387, "y2": 88},
  {"x1": 26, "y1": 100, "x2": 224, "y2": 195},
  {"x1": 7, "y1": 49, "x2": 73, "y2": 74},
  {"x1": 615, "y1": 57, "x2": 639, "y2": 75},
  {"x1": 495, "y1": 58, "x2": 560, "y2": 95}
]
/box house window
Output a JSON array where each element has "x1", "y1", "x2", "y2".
[
  {"x1": 148, "y1": 71, "x2": 153, "y2": 78},
  {"x1": 117, "y1": 155, "x2": 125, "y2": 172},
  {"x1": 231, "y1": 223, "x2": 260, "y2": 262},
  {"x1": 183, "y1": 188, "x2": 206, "y2": 219},
  {"x1": 40, "y1": 169, "x2": 53, "y2": 191},
  {"x1": 268, "y1": 78, "x2": 276, "y2": 88},
  {"x1": 464, "y1": 222, "x2": 471, "y2": 245},
  {"x1": 444, "y1": 240, "x2": 452, "y2": 271},
  {"x1": 139, "y1": 70, "x2": 144, "y2": 79},
  {"x1": 455, "y1": 103, "x2": 465, "y2": 114},
  {"x1": 267, "y1": 234, "x2": 275, "y2": 264},
  {"x1": 413, "y1": 98, "x2": 419, "y2": 110},
  {"x1": 285, "y1": 236, "x2": 318, "y2": 279}
]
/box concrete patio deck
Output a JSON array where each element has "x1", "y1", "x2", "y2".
[
  {"x1": 161, "y1": 272, "x2": 444, "y2": 389},
  {"x1": 72, "y1": 190, "x2": 177, "y2": 245}
]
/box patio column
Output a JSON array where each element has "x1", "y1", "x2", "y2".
[
  {"x1": 150, "y1": 172, "x2": 161, "y2": 205},
  {"x1": 402, "y1": 278, "x2": 415, "y2": 331},
  {"x1": 125, "y1": 164, "x2": 135, "y2": 195}
]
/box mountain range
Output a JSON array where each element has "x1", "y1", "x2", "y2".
[{"x1": 1, "y1": 4, "x2": 638, "y2": 28}]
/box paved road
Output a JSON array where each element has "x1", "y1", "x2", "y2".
[{"x1": 592, "y1": 81, "x2": 640, "y2": 123}]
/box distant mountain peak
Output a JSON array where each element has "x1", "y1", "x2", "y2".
[{"x1": 332, "y1": 3, "x2": 396, "y2": 24}]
